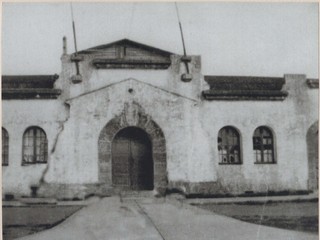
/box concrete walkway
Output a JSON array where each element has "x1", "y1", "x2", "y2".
[{"x1": 16, "y1": 196, "x2": 318, "y2": 240}]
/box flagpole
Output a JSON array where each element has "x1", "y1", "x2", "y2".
[
  {"x1": 174, "y1": 2, "x2": 191, "y2": 80},
  {"x1": 70, "y1": 3, "x2": 78, "y2": 55},
  {"x1": 70, "y1": 3, "x2": 82, "y2": 83}
]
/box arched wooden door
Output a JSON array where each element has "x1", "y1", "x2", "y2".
[{"x1": 112, "y1": 127, "x2": 153, "y2": 190}]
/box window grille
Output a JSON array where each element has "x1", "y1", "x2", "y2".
[
  {"x1": 253, "y1": 127, "x2": 275, "y2": 163},
  {"x1": 218, "y1": 127, "x2": 241, "y2": 164},
  {"x1": 2, "y1": 128, "x2": 9, "y2": 166},
  {"x1": 22, "y1": 127, "x2": 48, "y2": 164}
]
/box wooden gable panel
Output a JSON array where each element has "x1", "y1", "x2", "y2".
[{"x1": 79, "y1": 39, "x2": 172, "y2": 69}]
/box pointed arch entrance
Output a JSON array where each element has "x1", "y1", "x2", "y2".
[{"x1": 98, "y1": 102, "x2": 167, "y2": 193}]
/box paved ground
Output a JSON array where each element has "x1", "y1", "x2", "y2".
[{"x1": 15, "y1": 196, "x2": 318, "y2": 240}]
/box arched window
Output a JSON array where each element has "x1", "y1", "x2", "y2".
[
  {"x1": 2, "y1": 128, "x2": 9, "y2": 166},
  {"x1": 253, "y1": 126, "x2": 275, "y2": 164},
  {"x1": 218, "y1": 126, "x2": 241, "y2": 164},
  {"x1": 22, "y1": 127, "x2": 48, "y2": 164}
]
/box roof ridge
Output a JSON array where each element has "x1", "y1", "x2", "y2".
[{"x1": 77, "y1": 38, "x2": 174, "y2": 56}]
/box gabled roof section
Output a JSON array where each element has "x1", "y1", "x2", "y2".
[
  {"x1": 78, "y1": 38, "x2": 173, "y2": 56},
  {"x1": 76, "y1": 39, "x2": 172, "y2": 70},
  {"x1": 2, "y1": 75, "x2": 61, "y2": 99}
]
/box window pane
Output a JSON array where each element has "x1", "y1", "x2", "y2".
[
  {"x1": 256, "y1": 150, "x2": 262, "y2": 162},
  {"x1": 23, "y1": 127, "x2": 47, "y2": 164},
  {"x1": 218, "y1": 127, "x2": 241, "y2": 164},
  {"x1": 263, "y1": 138, "x2": 268, "y2": 144},
  {"x1": 253, "y1": 127, "x2": 275, "y2": 163}
]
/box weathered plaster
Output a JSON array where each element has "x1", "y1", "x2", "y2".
[
  {"x1": 2, "y1": 42, "x2": 318, "y2": 199},
  {"x1": 2, "y1": 100, "x2": 68, "y2": 196}
]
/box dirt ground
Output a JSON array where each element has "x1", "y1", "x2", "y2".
[
  {"x1": 195, "y1": 200, "x2": 318, "y2": 233},
  {"x1": 2, "y1": 205, "x2": 83, "y2": 240}
]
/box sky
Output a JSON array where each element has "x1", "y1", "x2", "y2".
[{"x1": 2, "y1": 2, "x2": 319, "y2": 78}]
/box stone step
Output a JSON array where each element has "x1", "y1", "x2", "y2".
[
  {"x1": 121, "y1": 198, "x2": 164, "y2": 204},
  {"x1": 119, "y1": 190, "x2": 154, "y2": 198}
]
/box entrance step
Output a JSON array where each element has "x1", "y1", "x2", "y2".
[
  {"x1": 119, "y1": 190, "x2": 154, "y2": 198},
  {"x1": 118, "y1": 191, "x2": 164, "y2": 203}
]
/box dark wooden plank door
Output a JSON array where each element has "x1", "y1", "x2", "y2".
[
  {"x1": 112, "y1": 127, "x2": 153, "y2": 190},
  {"x1": 112, "y1": 136, "x2": 131, "y2": 187}
]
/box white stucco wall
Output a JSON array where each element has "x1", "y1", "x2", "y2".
[
  {"x1": 2, "y1": 100, "x2": 68, "y2": 196},
  {"x1": 2, "y1": 51, "x2": 318, "y2": 197},
  {"x1": 46, "y1": 78, "x2": 204, "y2": 185},
  {"x1": 55, "y1": 54, "x2": 202, "y2": 102},
  {"x1": 199, "y1": 74, "x2": 318, "y2": 193}
]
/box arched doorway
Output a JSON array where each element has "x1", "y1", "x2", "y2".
[
  {"x1": 307, "y1": 121, "x2": 318, "y2": 191},
  {"x1": 98, "y1": 102, "x2": 167, "y2": 194},
  {"x1": 112, "y1": 127, "x2": 153, "y2": 190}
]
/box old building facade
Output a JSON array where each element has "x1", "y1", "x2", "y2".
[{"x1": 2, "y1": 39, "x2": 318, "y2": 199}]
